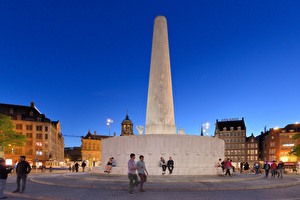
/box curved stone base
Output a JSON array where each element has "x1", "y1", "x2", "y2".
[{"x1": 100, "y1": 134, "x2": 224, "y2": 175}]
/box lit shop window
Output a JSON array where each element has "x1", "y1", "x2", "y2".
[
  {"x1": 36, "y1": 142, "x2": 42, "y2": 147},
  {"x1": 36, "y1": 150, "x2": 43, "y2": 155}
]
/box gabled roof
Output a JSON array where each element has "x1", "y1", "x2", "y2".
[{"x1": 246, "y1": 133, "x2": 258, "y2": 142}]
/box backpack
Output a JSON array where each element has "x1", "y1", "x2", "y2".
[{"x1": 264, "y1": 164, "x2": 270, "y2": 170}]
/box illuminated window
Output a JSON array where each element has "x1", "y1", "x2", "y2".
[{"x1": 36, "y1": 142, "x2": 42, "y2": 147}]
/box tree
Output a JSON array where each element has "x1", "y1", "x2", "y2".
[
  {"x1": 290, "y1": 132, "x2": 300, "y2": 157},
  {"x1": 0, "y1": 113, "x2": 26, "y2": 148}
]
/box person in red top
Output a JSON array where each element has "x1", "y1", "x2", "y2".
[
  {"x1": 224, "y1": 158, "x2": 232, "y2": 177},
  {"x1": 270, "y1": 160, "x2": 277, "y2": 177}
]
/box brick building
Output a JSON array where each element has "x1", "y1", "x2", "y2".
[
  {"x1": 0, "y1": 102, "x2": 64, "y2": 166},
  {"x1": 258, "y1": 123, "x2": 300, "y2": 170}
]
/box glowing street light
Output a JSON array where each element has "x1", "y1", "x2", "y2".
[
  {"x1": 106, "y1": 118, "x2": 113, "y2": 137},
  {"x1": 200, "y1": 122, "x2": 210, "y2": 136}
]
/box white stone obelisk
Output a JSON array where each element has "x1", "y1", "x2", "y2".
[{"x1": 145, "y1": 16, "x2": 176, "y2": 134}]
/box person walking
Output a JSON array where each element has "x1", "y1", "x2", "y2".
[
  {"x1": 160, "y1": 157, "x2": 167, "y2": 175},
  {"x1": 136, "y1": 155, "x2": 148, "y2": 192},
  {"x1": 167, "y1": 157, "x2": 174, "y2": 174},
  {"x1": 13, "y1": 156, "x2": 31, "y2": 193},
  {"x1": 253, "y1": 162, "x2": 259, "y2": 174},
  {"x1": 74, "y1": 162, "x2": 79, "y2": 173},
  {"x1": 244, "y1": 162, "x2": 249, "y2": 173},
  {"x1": 240, "y1": 162, "x2": 244, "y2": 173},
  {"x1": 81, "y1": 161, "x2": 86, "y2": 172},
  {"x1": 263, "y1": 161, "x2": 271, "y2": 177},
  {"x1": 0, "y1": 158, "x2": 13, "y2": 199},
  {"x1": 224, "y1": 158, "x2": 232, "y2": 177},
  {"x1": 277, "y1": 161, "x2": 284, "y2": 178},
  {"x1": 128, "y1": 153, "x2": 139, "y2": 195},
  {"x1": 270, "y1": 160, "x2": 277, "y2": 177}
]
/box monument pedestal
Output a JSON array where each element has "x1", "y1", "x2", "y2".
[{"x1": 100, "y1": 134, "x2": 224, "y2": 175}]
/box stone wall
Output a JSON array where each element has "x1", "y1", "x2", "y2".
[{"x1": 99, "y1": 134, "x2": 224, "y2": 175}]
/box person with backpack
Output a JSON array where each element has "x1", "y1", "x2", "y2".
[
  {"x1": 263, "y1": 161, "x2": 271, "y2": 177},
  {"x1": 270, "y1": 160, "x2": 277, "y2": 177}
]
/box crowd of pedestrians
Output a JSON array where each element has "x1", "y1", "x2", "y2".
[{"x1": 216, "y1": 158, "x2": 288, "y2": 179}]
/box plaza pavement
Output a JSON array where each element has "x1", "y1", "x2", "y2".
[{"x1": 3, "y1": 171, "x2": 300, "y2": 200}]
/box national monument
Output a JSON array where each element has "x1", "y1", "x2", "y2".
[{"x1": 99, "y1": 16, "x2": 224, "y2": 175}]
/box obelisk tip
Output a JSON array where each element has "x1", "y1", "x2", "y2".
[{"x1": 155, "y1": 15, "x2": 167, "y2": 22}]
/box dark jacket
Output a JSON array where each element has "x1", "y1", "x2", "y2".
[
  {"x1": 167, "y1": 160, "x2": 174, "y2": 167},
  {"x1": 16, "y1": 161, "x2": 31, "y2": 174},
  {"x1": 0, "y1": 165, "x2": 12, "y2": 179}
]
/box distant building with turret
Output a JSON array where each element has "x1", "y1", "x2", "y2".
[{"x1": 120, "y1": 114, "x2": 133, "y2": 136}]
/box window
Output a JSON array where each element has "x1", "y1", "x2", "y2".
[
  {"x1": 36, "y1": 126, "x2": 42, "y2": 131},
  {"x1": 45, "y1": 134, "x2": 48, "y2": 140},
  {"x1": 26, "y1": 125, "x2": 33, "y2": 130},
  {"x1": 269, "y1": 149, "x2": 276, "y2": 154},
  {"x1": 45, "y1": 126, "x2": 48, "y2": 132},
  {"x1": 36, "y1": 150, "x2": 42, "y2": 155},
  {"x1": 9, "y1": 108, "x2": 14, "y2": 114},
  {"x1": 26, "y1": 141, "x2": 32, "y2": 146},
  {"x1": 36, "y1": 133, "x2": 42, "y2": 140},
  {"x1": 270, "y1": 142, "x2": 275, "y2": 147},
  {"x1": 26, "y1": 133, "x2": 33, "y2": 138},
  {"x1": 30, "y1": 111, "x2": 33, "y2": 116},
  {"x1": 16, "y1": 124, "x2": 23, "y2": 130},
  {"x1": 36, "y1": 142, "x2": 42, "y2": 147}
]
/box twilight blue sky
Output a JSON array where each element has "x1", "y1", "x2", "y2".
[{"x1": 1, "y1": 1, "x2": 299, "y2": 147}]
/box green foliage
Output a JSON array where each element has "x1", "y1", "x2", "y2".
[
  {"x1": 290, "y1": 144, "x2": 300, "y2": 157},
  {"x1": 293, "y1": 132, "x2": 300, "y2": 139},
  {"x1": 290, "y1": 132, "x2": 300, "y2": 156},
  {"x1": 0, "y1": 113, "x2": 26, "y2": 148}
]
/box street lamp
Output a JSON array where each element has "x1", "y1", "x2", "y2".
[
  {"x1": 106, "y1": 118, "x2": 113, "y2": 137},
  {"x1": 201, "y1": 122, "x2": 210, "y2": 136}
]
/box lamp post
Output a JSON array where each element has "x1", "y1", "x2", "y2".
[
  {"x1": 201, "y1": 122, "x2": 210, "y2": 136},
  {"x1": 106, "y1": 118, "x2": 113, "y2": 137}
]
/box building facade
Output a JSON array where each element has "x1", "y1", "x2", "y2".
[
  {"x1": 245, "y1": 134, "x2": 259, "y2": 163},
  {"x1": 81, "y1": 130, "x2": 108, "y2": 166},
  {"x1": 259, "y1": 123, "x2": 300, "y2": 170},
  {"x1": 0, "y1": 102, "x2": 64, "y2": 166},
  {"x1": 215, "y1": 118, "x2": 258, "y2": 168}
]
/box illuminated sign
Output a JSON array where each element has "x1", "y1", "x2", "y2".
[{"x1": 282, "y1": 144, "x2": 295, "y2": 147}]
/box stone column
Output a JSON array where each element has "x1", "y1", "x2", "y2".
[{"x1": 145, "y1": 16, "x2": 176, "y2": 134}]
